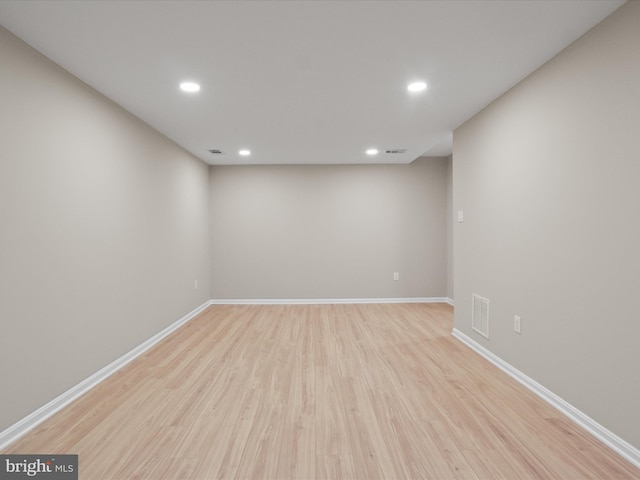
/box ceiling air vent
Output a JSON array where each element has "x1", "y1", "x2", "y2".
[
  {"x1": 385, "y1": 149, "x2": 407, "y2": 154},
  {"x1": 208, "y1": 149, "x2": 224, "y2": 155}
]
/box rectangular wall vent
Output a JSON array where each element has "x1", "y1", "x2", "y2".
[
  {"x1": 472, "y1": 294, "x2": 489, "y2": 339},
  {"x1": 385, "y1": 149, "x2": 407, "y2": 154},
  {"x1": 208, "y1": 149, "x2": 224, "y2": 154}
]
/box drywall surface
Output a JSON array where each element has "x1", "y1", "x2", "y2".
[
  {"x1": 0, "y1": 27, "x2": 210, "y2": 432},
  {"x1": 446, "y1": 155, "x2": 453, "y2": 301},
  {"x1": 210, "y1": 159, "x2": 447, "y2": 299},
  {"x1": 453, "y1": 2, "x2": 640, "y2": 449}
]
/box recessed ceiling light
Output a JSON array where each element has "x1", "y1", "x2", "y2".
[
  {"x1": 239, "y1": 149, "x2": 251, "y2": 156},
  {"x1": 366, "y1": 148, "x2": 379, "y2": 155},
  {"x1": 407, "y1": 81, "x2": 427, "y2": 93},
  {"x1": 179, "y1": 82, "x2": 200, "y2": 93}
]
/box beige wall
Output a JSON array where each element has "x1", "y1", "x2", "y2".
[
  {"x1": 210, "y1": 159, "x2": 448, "y2": 299},
  {"x1": 0, "y1": 27, "x2": 211, "y2": 432},
  {"x1": 445, "y1": 155, "x2": 453, "y2": 300},
  {"x1": 453, "y1": 1, "x2": 640, "y2": 449}
]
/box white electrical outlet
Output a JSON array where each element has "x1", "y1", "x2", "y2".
[
  {"x1": 393, "y1": 272, "x2": 399, "y2": 281},
  {"x1": 514, "y1": 315, "x2": 521, "y2": 334},
  {"x1": 195, "y1": 280, "x2": 198, "y2": 290},
  {"x1": 457, "y1": 210, "x2": 464, "y2": 222}
]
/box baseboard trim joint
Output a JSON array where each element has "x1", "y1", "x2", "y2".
[{"x1": 210, "y1": 297, "x2": 451, "y2": 305}]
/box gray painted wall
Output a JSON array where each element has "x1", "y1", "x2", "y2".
[
  {"x1": 453, "y1": 1, "x2": 640, "y2": 449},
  {"x1": 210, "y1": 159, "x2": 448, "y2": 299},
  {"x1": 446, "y1": 155, "x2": 453, "y2": 300},
  {"x1": 0, "y1": 27, "x2": 211, "y2": 432}
]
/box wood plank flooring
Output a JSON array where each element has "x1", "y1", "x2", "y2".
[{"x1": 3, "y1": 303, "x2": 639, "y2": 479}]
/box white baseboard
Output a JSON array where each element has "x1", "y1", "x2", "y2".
[
  {"x1": 210, "y1": 297, "x2": 451, "y2": 305},
  {"x1": 445, "y1": 297, "x2": 454, "y2": 306},
  {"x1": 0, "y1": 300, "x2": 210, "y2": 452},
  {"x1": 451, "y1": 328, "x2": 640, "y2": 469}
]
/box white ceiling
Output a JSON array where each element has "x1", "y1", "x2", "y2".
[{"x1": 0, "y1": 0, "x2": 624, "y2": 165}]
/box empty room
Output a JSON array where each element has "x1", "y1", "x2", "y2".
[{"x1": 1, "y1": 1, "x2": 639, "y2": 479}]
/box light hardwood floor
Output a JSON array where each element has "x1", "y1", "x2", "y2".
[{"x1": 4, "y1": 303, "x2": 640, "y2": 479}]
